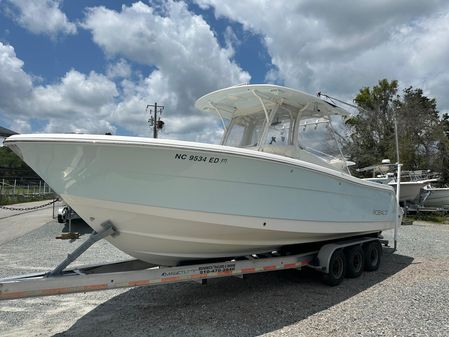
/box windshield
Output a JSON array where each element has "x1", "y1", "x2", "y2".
[
  {"x1": 221, "y1": 106, "x2": 346, "y2": 164},
  {"x1": 222, "y1": 106, "x2": 295, "y2": 148},
  {"x1": 264, "y1": 107, "x2": 293, "y2": 146},
  {"x1": 222, "y1": 113, "x2": 266, "y2": 147},
  {"x1": 298, "y1": 117, "x2": 344, "y2": 160}
]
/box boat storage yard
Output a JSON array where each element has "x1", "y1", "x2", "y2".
[
  {"x1": 1, "y1": 84, "x2": 449, "y2": 336},
  {"x1": 1, "y1": 203, "x2": 449, "y2": 337}
]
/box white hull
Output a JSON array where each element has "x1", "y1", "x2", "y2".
[
  {"x1": 6, "y1": 134, "x2": 397, "y2": 266},
  {"x1": 389, "y1": 181, "x2": 431, "y2": 202},
  {"x1": 63, "y1": 195, "x2": 393, "y2": 266},
  {"x1": 422, "y1": 187, "x2": 449, "y2": 208}
]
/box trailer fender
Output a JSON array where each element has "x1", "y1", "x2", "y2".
[{"x1": 317, "y1": 238, "x2": 381, "y2": 273}]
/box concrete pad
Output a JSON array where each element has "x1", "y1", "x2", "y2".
[{"x1": 0, "y1": 200, "x2": 63, "y2": 245}]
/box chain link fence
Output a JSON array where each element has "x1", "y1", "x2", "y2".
[{"x1": 0, "y1": 178, "x2": 57, "y2": 206}]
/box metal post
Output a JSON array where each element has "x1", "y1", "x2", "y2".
[
  {"x1": 68, "y1": 207, "x2": 72, "y2": 233},
  {"x1": 13, "y1": 179, "x2": 16, "y2": 195},
  {"x1": 153, "y1": 102, "x2": 158, "y2": 138},
  {"x1": 394, "y1": 164, "x2": 401, "y2": 251},
  {"x1": 39, "y1": 181, "x2": 41, "y2": 194},
  {"x1": 394, "y1": 118, "x2": 400, "y2": 252}
]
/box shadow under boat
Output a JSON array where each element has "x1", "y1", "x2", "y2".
[{"x1": 60, "y1": 218, "x2": 93, "y2": 236}]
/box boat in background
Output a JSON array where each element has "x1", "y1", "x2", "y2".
[
  {"x1": 421, "y1": 186, "x2": 449, "y2": 208},
  {"x1": 391, "y1": 170, "x2": 438, "y2": 203},
  {"x1": 389, "y1": 180, "x2": 435, "y2": 203},
  {"x1": 4, "y1": 84, "x2": 398, "y2": 266},
  {"x1": 360, "y1": 163, "x2": 436, "y2": 203}
]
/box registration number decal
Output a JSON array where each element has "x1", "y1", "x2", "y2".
[{"x1": 175, "y1": 153, "x2": 228, "y2": 164}]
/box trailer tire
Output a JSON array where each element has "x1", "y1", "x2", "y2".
[
  {"x1": 322, "y1": 249, "x2": 345, "y2": 286},
  {"x1": 345, "y1": 245, "x2": 364, "y2": 278},
  {"x1": 364, "y1": 240, "x2": 382, "y2": 271}
]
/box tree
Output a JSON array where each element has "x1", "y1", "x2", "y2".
[
  {"x1": 396, "y1": 87, "x2": 446, "y2": 172},
  {"x1": 347, "y1": 79, "x2": 449, "y2": 181},
  {"x1": 346, "y1": 79, "x2": 399, "y2": 169},
  {"x1": 438, "y1": 113, "x2": 449, "y2": 182},
  {"x1": 0, "y1": 146, "x2": 39, "y2": 181}
]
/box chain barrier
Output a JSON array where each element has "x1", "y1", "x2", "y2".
[{"x1": 0, "y1": 198, "x2": 59, "y2": 212}]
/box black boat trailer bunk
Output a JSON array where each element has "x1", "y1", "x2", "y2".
[{"x1": 0, "y1": 223, "x2": 387, "y2": 300}]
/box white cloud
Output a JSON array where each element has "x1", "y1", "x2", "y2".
[
  {"x1": 0, "y1": 0, "x2": 250, "y2": 142},
  {"x1": 0, "y1": 43, "x2": 33, "y2": 115},
  {"x1": 111, "y1": 70, "x2": 224, "y2": 142},
  {"x1": 0, "y1": 43, "x2": 118, "y2": 134},
  {"x1": 106, "y1": 59, "x2": 132, "y2": 79},
  {"x1": 41, "y1": 118, "x2": 116, "y2": 134},
  {"x1": 0, "y1": 40, "x2": 222, "y2": 139},
  {"x1": 223, "y1": 26, "x2": 239, "y2": 58},
  {"x1": 9, "y1": 119, "x2": 32, "y2": 134},
  {"x1": 4, "y1": 0, "x2": 77, "y2": 38},
  {"x1": 2, "y1": 0, "x2": 449, "y2": 144},
  {"x1": 162, "y1": 115, "x2": 224, "y2": 143},
  {"x1": 32, "y1": 70, "x2": 118, "y2": 117},
  {"x1": 196, "y1": 0, "x2": 449, "y2": 113},
  {"x1": 82, "y1": 0, "x2": 250, "y2": 141}
]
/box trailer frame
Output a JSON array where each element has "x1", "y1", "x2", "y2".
[{"x1": 0, "y1": 222, "x2": 388, "y2": 300}]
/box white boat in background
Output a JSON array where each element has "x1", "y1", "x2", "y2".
[
  {"x1": 366, "y1": 178, "x2": 433, "y2": 203},
  {"x1": 363, "y1": 173, "x2": 395, "y2": 185},
  {"x1": 361, "y1": 165, "x2": 435, "y2": 203},
  {"x1": 389, "y1": 180, "x2": 435, "y2": 203},
  {"x1": 4, "y1": 84, "x2": 398, "y2": 266},
  {"x1": 422, "y1": 186, "x2": 449, "y2": 208}
]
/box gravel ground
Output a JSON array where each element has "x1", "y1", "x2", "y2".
[
  {"x1": 0, "y1": 218, "x2": 448, "y2": 337},
  {"x1": 0, "y1": 200, "x2": 62, "y2": 245}
]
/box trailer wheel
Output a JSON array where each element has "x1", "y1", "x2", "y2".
[
  {"x1": 364, "y1": 240, "x2": 382, "y2": 271},
  {"x1": 345, "y1": 245, "x2": 364, "y2": 278},
  {"x1": 322, "y1": 249, "x2": 345, "y2": 286}
]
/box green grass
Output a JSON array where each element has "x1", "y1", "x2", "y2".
[
  {"x1": 0, "y1": 194, "x2": 57, "y2": 206},
  {"x1": 405, "y1": 212, "x2": 449, "y2": 224}
]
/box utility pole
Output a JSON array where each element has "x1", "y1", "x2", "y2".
[{"x1": 146, "y1": 102, "x2": 165, "y2": 138}]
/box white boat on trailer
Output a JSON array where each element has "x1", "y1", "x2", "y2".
[
  {"x1": 0, "y1": 227, "x2": 387, "y2": 299},
  {"x1": 4, "y1": 84, "x2": 398, "y2": 267},
  {"x1": 391, "y1": 180, "x2": 435, "y2": 203},
  {"x1": 422, "y1": 186, "x2": 449, "y2": 208}
]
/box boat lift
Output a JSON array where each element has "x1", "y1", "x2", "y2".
[{"x1": 0, "y1": 222, "x2": 387, "y2": 300}]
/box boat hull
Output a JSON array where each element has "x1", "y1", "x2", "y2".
[
  {"x1": 422, "y1": 187, "x2": 449, "y2": 208},
  {"x1": 389, "y1": 181, "x2": 429, "y2": 202},
  {"x1": 6, "y1": 134, "x2": 397, "y2": 266}
]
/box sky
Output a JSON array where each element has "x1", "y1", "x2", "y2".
[{"x1": 0, "y1": 0, "x2": 449, "y2": 144}]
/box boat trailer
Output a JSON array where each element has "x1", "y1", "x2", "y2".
[{"x1": 0, "y1": 222, "x2": 387, "y2": 300}]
